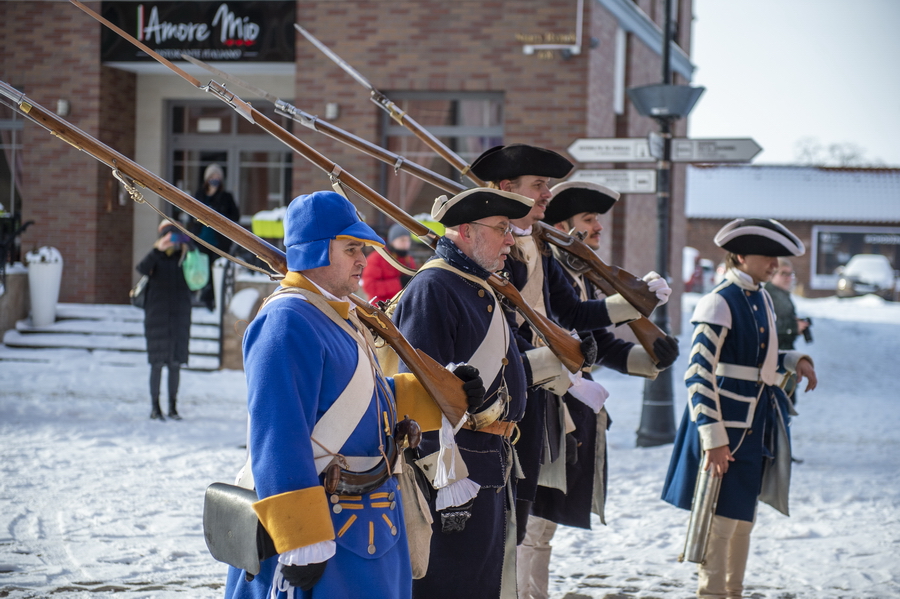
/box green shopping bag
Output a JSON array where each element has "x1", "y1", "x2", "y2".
[{"x1": 182, "y1": 249, "x2": 210, "y2": 291}]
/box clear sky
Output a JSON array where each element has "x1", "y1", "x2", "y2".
[{"x1": 687, "y1": 0, "x2": 900, "y2": 167}]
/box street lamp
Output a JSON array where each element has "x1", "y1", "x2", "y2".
[{"x1": 626, "y1": 0, "x2": 704, "y2": 448}]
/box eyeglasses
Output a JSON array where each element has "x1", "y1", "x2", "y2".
[
  {"x1": 777, "y1": 270, "x2": 795, "y2": 278},
  {"x1": 468, "y1": 221, "x2": 513, "y2": 236}
]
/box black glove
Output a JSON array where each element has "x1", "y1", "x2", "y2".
[
  {"x1": 565, "y1": 432, "x2": 579, "y2": 465},
  {"x1": 281, "y1": 561, "x2": 327, "y2": 590},
  {"x1": 454, "y1": 364, "x2": 485, "y2": 413},
  {"x1": 652, "y1": 335, "x2": 680, "y2": 370},
  {"x1": 439, "y1": 498, "x2": 474, "y2": 534},
  {"x1": 580, "y1": 333, "x2": 598, "y2": 368}
]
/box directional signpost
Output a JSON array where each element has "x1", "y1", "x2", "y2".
[
  {"x1": 567, "y1": 137, "x2": 762, "y2": 164},
  {"x1": 569, "y1": 169, "x2": 657, "y2": 194}
]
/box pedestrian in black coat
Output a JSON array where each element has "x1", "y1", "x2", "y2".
[{"x1": 136, "y1": 221, "x2": 193, "y2": 420}]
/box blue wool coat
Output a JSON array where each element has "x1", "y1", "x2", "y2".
[
  {"x1": 532, "y1": 267, "x2": 633, "y2": 529},
  {"x1": 224, "y1": 290, "x2": 412, "y2": 599},
  {"x1": 500, "y1": 247, "x2": 616, "y2": 509},
  {"x1": 662, "y1": 269, "x2": 805, "y2": 522},
  {"x1": 392, "y1": 256, "x2": 527, "y2": 599}
]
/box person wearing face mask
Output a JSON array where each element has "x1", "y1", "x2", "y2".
[
  {"x1": 173, "y1": 164, "x2": 240, "y2": 310},
  {"x1": 361, "y1": 223, "x2": 419, "y2": 303}
]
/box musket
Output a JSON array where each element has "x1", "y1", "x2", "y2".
[
  {"x1": 0, "y1": 79, "x2": 471, "y2": 427},
  {"x1": 182, "y1": 56, "x2": 666, "y2": 363},
  {"x1": 179, "y1": 54, "x2": 464, "y2": 198},
  {"x1": 295, "y1": 24, "x2": 482, "y2": 187},
  {"x1": 70, "y1": 0, "x2": 586, "y2": 374},
  {"x1": 295, "y1": 23, "x2": 661, "y2": 319}
]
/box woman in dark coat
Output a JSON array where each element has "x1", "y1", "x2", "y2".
[{"x1": 136, "y1": 221, "x2": 193, "y2": 420}]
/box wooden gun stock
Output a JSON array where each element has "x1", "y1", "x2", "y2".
[
  {"x1": 586, "y1": 272, "x2": 666, "y2": 364},
  {"x1": 535, "y1": 222, "x2": 658, "y2": 318},
  {"x1": 486, "y1": 276, "x2": 584, "y2": 374},
  {"x1": 350, "y1": 297, "x2": 469, "y2": 426}
]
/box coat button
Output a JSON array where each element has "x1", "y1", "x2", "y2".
[
  {"x1": 747, "y1": 429, "x2": 753, "y2": 435},
  {"x1": 745, "y1": 291, "x2": 752, "y2": 296},
  {"x1": 759, "y1": 327, "x2": 765, "y2": 333},
  {"x1": 368, "y1": 544, "x2": 376, "y2": 555},
  {"x1": 388, "y1": 492, "x2": 395, "y2": 500},
  {"x1": 753, "y1": 305, "x2": 758, "y2": 311},
  {"x1": 487, "y1": 305, "x2": 494, "y2": 313},
  {"x1": 391, "y1": 526, "x2": 398, "y2": 536},
  {"x1": 390, "y1": 501, "x2": 397, "y2": 510},
  {"x1": 478, "y1": 289, "x2": 485, "y2": 297},
  {"x1": 332, "y1": 504, "x2": 342, "y2": 514},
  {"x1": 760, "y1": 342, "x2": 766, "y2": 348}
]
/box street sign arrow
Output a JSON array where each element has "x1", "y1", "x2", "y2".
[
  {"x1": 670, "y1": 138, "x2": 762, "y2": 162},
  {"x1": 569, "y1": 169, "x2": 657, "y2": 194},
  {"x1": 567, "y1": 137, "x2": 762, "y2": 163},
  {"x1": 566, "y1": 138, "x2": 654, "y2": 163}
]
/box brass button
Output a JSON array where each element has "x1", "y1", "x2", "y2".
[
  {"x1": 367, "y1": 544, "x2": 376, "y2": 555},
  {"x1": 745, "y1": 291, "x2": 752, "y2": 296},
  {"x1": 332, "y1": 504, "x2": 343, "y2": 514},
  {"x1": 487, "y1": 304, "x2": 493, "y2": 313},
  {"x1": 330, "y1": 495, "x2": 339, "y2": 504},
  {"x1": 502, "y1": 357, "x2": 509, "y2": 366},
  {"x1": 760, "y1": 342, "x2": 766, "y2": 348},
  {"x1": 759, "y1": 327, "x2": 765, "y2": 333},
  {"x1": 747, "y1": 429, "x2": 753, "y2": 436},
  {"x1": 478, "y1": 289, "x2": 485, "y2": 297}
]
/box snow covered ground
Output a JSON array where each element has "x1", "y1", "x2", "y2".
[{"x1": 1, "y1": 293, "x2": 898, "y2": 598}]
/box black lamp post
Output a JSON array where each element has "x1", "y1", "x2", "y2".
[{"x1": 626, "y1": 0, "x2": 704, "y2": 447}]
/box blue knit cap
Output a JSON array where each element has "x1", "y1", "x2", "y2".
[{"x1": 284, "y1": 191, "x2": 384, "y2": 271}]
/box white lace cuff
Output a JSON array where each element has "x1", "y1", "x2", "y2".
[{"x1": 277, "y1": 540, "x2": 336, "y2": 566}]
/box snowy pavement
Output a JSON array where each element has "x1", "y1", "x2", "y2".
[{"x1": 1, "y1": 294, "x2": 898, "y2": 598}]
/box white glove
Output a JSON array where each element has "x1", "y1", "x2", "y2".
[{"x1": 643, "y1": 271, "x2": 671, "y2": 306}]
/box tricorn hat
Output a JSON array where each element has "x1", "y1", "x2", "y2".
[
  {"x1": 543, "y1": 181, "x2": 620, "y2": 225},
  {"x1": 284, "y1": 191, "x2": 384, "y2": 271},
  {"x1": 470, "y1": 144, "x2": 573, "y2": 182},
  {"x1": 431, "y1": 188, "x2": 534, "y2": 227},
  {"x1": 714, "y1": 218, "x2": 804, "y2": 257}
]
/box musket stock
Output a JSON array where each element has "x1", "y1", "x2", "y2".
[{"x1": 0, "y1": 79, "x2": 470, "y2": 427}]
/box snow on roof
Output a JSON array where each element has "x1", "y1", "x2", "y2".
[{"x1": 686, "y1": 165, "x2": 900, "y2": 222}]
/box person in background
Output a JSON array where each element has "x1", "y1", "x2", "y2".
[
  {"x1": 764, "y1": 257, "x2": 810, "y2": 403},
  {"x1": 361, "y1": 223, "x2": 418, "y2": 303},
  {"x1": 174, "y1": 164, "x2": 240, "y2": 310},
  {"x1": 662, "y1": 218, "x2": 818, "y2": 599},
  {"x1": 136, "y1": 221, "x2": 194, "y2": 421}
]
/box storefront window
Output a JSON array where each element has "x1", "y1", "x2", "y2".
[
  {"x1": 168, "y1": 100, "x2": 293, "y2": 224},
  {"x1": 381, "y1": 92, "x2": 504, "y2": 216}
]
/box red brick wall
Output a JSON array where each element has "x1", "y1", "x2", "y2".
[{"x1": 0, "y1": 1, "x2": 135, "y2": 304}]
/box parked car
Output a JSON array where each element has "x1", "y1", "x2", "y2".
[{"x1": 835, "y1": 254, "x2": 899, "y2": 300}]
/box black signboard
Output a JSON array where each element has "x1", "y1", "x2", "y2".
[{"x1": 101, "y1": 1, "x2": 295, "y2": 62}]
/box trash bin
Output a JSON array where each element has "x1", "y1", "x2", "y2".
[{"x1": 25, "y1": 246, "x2": 63, "y2": 328}]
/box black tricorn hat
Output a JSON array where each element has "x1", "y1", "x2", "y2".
[
  {"x1": 714, "y1": 218, "x2": 805, "y2": 257},
  {"x1": 470, "y1": 144, "x2": 573, "y2": 182},
  {"x1": 431, "y1": 188, "x2": 534, "y2": 227},
  {"x1": 543, "y1": 181, "x2": 620, "y2": 225}
]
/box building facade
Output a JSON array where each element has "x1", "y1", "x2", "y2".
[
  {"x1": 2, "y1": 0, "x2": 695, "y2": 332},
  {"x1": 686, "y1": 165, "x2": 900, "y2": 298}
]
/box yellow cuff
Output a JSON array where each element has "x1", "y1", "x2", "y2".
[
  {"x1": 253, "y1": 486, "x2": 335, "y2": 553},
  {"x1": 393, "y1": 373, "x2": 443, "y2": 432}
]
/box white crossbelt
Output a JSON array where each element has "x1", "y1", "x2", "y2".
[{"x1": 715, "y1": 362, "x2": 762, "y2": 382}]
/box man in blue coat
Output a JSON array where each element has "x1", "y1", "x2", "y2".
[
  {"x1": 523, "y1": 181, "x2": 680, "y2": 598},
  {"x1": 223, "y1": 190, "x2": 477, "y2": 599},
  {"x1": 467, "y1": 145, "x2": 673, "y2": 589},
  {"x1": 391, "y1": 187, "x2": 534, "y2": 599},
  {"x1": 662, "y1": 218, "x2": 818, "y2": 599}
]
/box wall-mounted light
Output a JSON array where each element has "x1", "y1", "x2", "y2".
[
  {"x1": 56, "y1": 99, "x2": 70, "y2": 117},
  {"x1": 325, "y1": 103, "x2": 340, "y2": 120}
]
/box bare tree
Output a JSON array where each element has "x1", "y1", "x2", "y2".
[{"x1": 794, "y1": 137, "x2": 884, "y2": 167}]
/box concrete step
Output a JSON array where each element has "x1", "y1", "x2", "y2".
[{"x1": 0, "y1": 302, "x2": 223, "y2": 371}]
